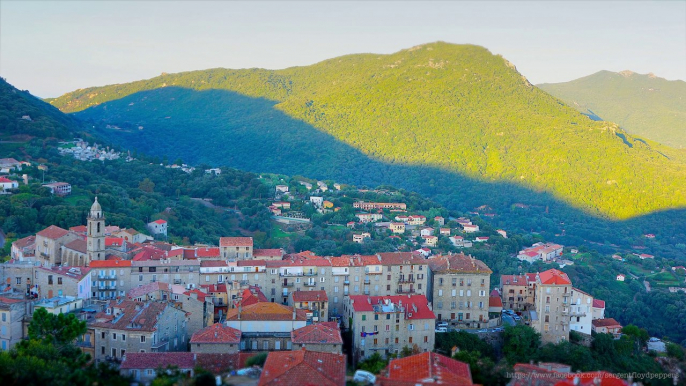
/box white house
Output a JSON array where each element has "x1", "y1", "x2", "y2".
[
  {"x1": 310, "y1": 196, "x2": 324, "y2": 208},
  {"x1": 0, "y1": 177, "x2": 18, "y2": 192},
  {"x1": 420, "y1": 228, "x2": 434, "y2": 237},
  {"x1": 462, "y1": 224, "x2": 479, "y2": 233},
  {"x1": 616, "y1": 274, "x2": 625, "y2": 282},
  {"x1": 147, "y1": 219, "x2": 168, "y2": 237},
  {"x1": 569, "y1": 288, "x2": 594, "y2": 335}
]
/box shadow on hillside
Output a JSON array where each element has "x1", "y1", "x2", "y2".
[{"x1": 74, "y1": 87, "x2": 686, "y2": 259}]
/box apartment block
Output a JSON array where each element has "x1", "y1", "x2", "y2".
[
  {"x1": 531, "y1": 269, "x2": 572, "y2": 344},
  {"x1": 428, "y1": 254, "x2": 492, "y2": 328},
  {"x1": 345, "y1": 294, "x2": 435, "y2": 363}
]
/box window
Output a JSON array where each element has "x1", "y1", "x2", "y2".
[
  {"x1": 101, "y1": 346, "x2": 105, "y2": 355},
  {"x1": 409, "y1": 324, "x2": 414, "y2": 331},
  {"x1": 395, "y1": 337, "x2": 399, "y2": 344},
  {"x1": 362, "y1": 315, "x2": 366, "y2": 321},
  {"x1": 263, "y1": 341, "x2": 269, "y2": 350},
  {"x1": 15, "y1": 277, "x2": 21, "y2": 285},
  {"x1": 374, "y1": 325, "x2": 378, "y2": 332},
  {"x1": 48, "y1": 275, "x2": 53, "y2": 285},
  {"x1": 386, "y1": 285, "x2": 391, "y2": 290},
  {"x1": 374, "y1": 314, "x2": 378, "y2": 320},
  {"x1": 121, "y1": 349, "x2": 126, "y2": 357},
  {"x1": 373, "y1": 338, "x2": 378, "y2": 345},
  {"x1": 386, "y1": 325, "x2": 390, "y2": 331},
  {"x1": 101, "y1": 332, "x2": 106, "y2": 339},
  {"x1": 409, "y1": 337, "x2": 413, "y2": 343},
  {"x1": 438, "y1": 290, "x2": 443, "y2": 296},
  {"x1": 424, "y1": 336, "x2": 429, "y2": 343},
  {"x1": 334, "y1": 296, "x2": 338, "y2": 303},
  {"x1": 112, "y1": 348, "x2": 117, "y2": 358},
  {"x1": 334, "y1": 276, "x2": 339, "y2": 283},
  {"x1": 122, "y1": 334, "x2": 126, "y2": 341},
  {"x1": 1, "y1": 313, "x2": 5, "y2": 322},
  {"x1": 112, "y1": 333, "x2": 117, "y2": 340},
  {"x1": 147, "y1": 370, "x2": 154, "y2": 376},
  {"x1": 452, "y1": 289, "x2": 456, "y2": 296},
  {"x1": 140, "y1": 336, "x2": 146, "y2": 343}
]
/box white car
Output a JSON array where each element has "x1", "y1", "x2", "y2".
[
  {"x1": 353, "y1": 370, "x2": 376, "y2": 385},
  {"x1": 435, "y1": 327, "x2": 448, "y2": 333},
  {"x1": 436, "y1": 322, "x2": 449, "y2": 328}
]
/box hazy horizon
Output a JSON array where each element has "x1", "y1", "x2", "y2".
[{"x1": 1, "y1": 1, "x2": 684, "y2": 98}]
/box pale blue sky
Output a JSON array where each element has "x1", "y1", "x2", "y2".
[{"x1": 1, "y1": 1, "x2": 684, "y2": 98}]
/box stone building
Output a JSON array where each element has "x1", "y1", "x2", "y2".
[
  {"x1": 90, "y1": 260, "x2": 133, "y2": 300},
  {"x1": 0, "y1": 297, "x2": 29, "y2": 351},
  {"x1": 531, "y1": 269, "x2": 572, "y2": 344},
  {"x1": 569, "y1": 287, "x2": 594, "y2": 336},
  {"x1": 34, "y1": 225, "x2": 79, "y2": 266},
  {"x1": 219, "y1": 237, "x2": 253, "y2": 260},
  {"x1": 225, "y1": 302, "x2": 308, "y2": 351},
  {"x1": 290, "y1": 322, "x2": 343, "y2": 354},
  {"x1": 34, "y1": 266, "x2": 92, "y2": 299},
  {"x1": 259, "y1": 349, "x2": 346, "y2": 386},
  {"x1": 86, "y1": 197, "x2": 106, "y2": 264},
  {"x1": 345, "y1": 294, "x2": 435, "y2": 364},
  {"x1": 190, "y1": 323, "x2": 241, "y2": 353},
  {"x1": 290, "y1": 290, "x2": 328, "y2": 322},
  {"x1": 90, "y1": 299, "x2": 188, "y2": 363},
  {"x1": 427, "y1": 253, "x2": 492, "y2": 328},
  {"x1": 500, "y1": 274, "x2": 531, "y2": 311}
]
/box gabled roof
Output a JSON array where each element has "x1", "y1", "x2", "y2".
[
  {"x1": 152, "y1": 219, "x2": 167, "y2": 224},
  {"x1": 36, "y1": 225, "x2": 70, "y2": 240},
  {"x1": 240, "y1": 286, "x2": 268, "y2": 306},
  {"x1": 69, "y1": 225, "x2": 87, "y2": 233},
  {"x1": 377, "y1": 352, "x2": 473, "y2": 386},
  {"x1": 219, "y1": 237, "x2": 253, "y2": 247},
  {"x1": 63, "y1": 239, "x2": 87, "y2": 254},
  {"x1": 538, "y1": 269, "x2": 572, "y2": 285},
  {"x1": 489, "y1": 296, "x2": 503, "y2": 308},
  {"x1": 196, "y1": 247, "x2": 220, "y2": 258},
  {"x1": 592, "y1": 299, "x2": 605, "y2": 309},
  {"x1": 127, "y1": 282, "x2": 169, "y2": 299},
  {"x1": 89, "y1": 260, "x2": 132, "y2": 268},
  {"x1": 592, "y1": 318, "x2": 622, "y2": 329},
  {"x1": 226, "y1": 302, "x2": 308, "y2": 321},
  {"x1": 258, "y1": 350, "x2": 346, "y2": 386},
  {"x1": 190, "y1": 323, "x2": 242, "y2": 344},
  {"x1": 427, "y1": 254, "x2": 492, "y2": 274},
  {"x1": 12, "y1": 235, "x2": 35, "y2": 249},
  {"x1": 348, "y1": 295, "x2": 435, "y2": 320},
  {"x1": 91, "y1": 300, "x2": 171, "y2": 331},
  {"x1": 291, "y1": 323, "x2": 342, "y2": 345},
  {"x1": 254, "y1": 248, "x2": 284, "y2": 257},
  {"x1": 200, "y1": 259, "x2": 227, "y2": 267},
  {"x1": 292, "y1": 290, "x2": 328, "y2": 302}
]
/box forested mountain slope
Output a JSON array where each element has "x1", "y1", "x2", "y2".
[
  {"x1": 48, "y1": 42, "x2": 686, "y2": 220},
  {"x1": 539, "y1": 70, "x2": 686, "y2": 148}
]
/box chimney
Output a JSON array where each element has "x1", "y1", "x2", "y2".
[
  {"x1": 238, "y1": 302, "x2": 242, "y2": 320},
  {"x1": 292, "y1": 307, "x2": 296, "y2": 321}
]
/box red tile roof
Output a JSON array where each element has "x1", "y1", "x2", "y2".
[
  {"x1": 184, "y1": 289, "x2": 208, "y2": 302},
  {"x1": 91, "y1": 300, "x2": 171, "y2": 331},
  {"x1": 38, "y1": 266, "x2": 91, "y2": 280},
  {"x1": 593, "y1": 299, "x2": 605, "y2": 308},
  {"x1": 291, "y1": 323, "x2": 343, "y2": 345},
  {"x1": 63, "y1": 239, "x2": 87, "y2": 254},
  {"x1": 0, "y1": 296, "x2": 26, "y2": 304},
  {"x1": 190, "y1": 323, "x2": 241, "y2": 344},
  {"x1": 219, "y1": 237, "x2": 253, "y2": 247},
  {"x1": 127, "y1": 282, "x2": 170, "y2": 299},
  {"x1": 501, "y1": 274, "x2": 528, "y2": 286},
  {"x1": 377, "y1": 352, "x2": 472, "y2": 386},
  {"x1": 254, "y1": 248, "x2": 284, "y2": 257},
  {"x1": 428, "y1": 254, "x2": 491, "y2": 274},
  {"x1": 226, "y1": 302, "x2": 308, "y2": 321},
  {"x1": 120, "y1": 352, "x2": 251, "y2": 374},
  {"x1": 258, "y1": 350, "x2": 346, "y2": 386},
  {"x1": 200, "y1": 284, "x2": 228, "y2": 293},
  {"x1": 240, "y1": 286, "x2": 268, "y2": 306},
  {"x1": 592, "y1": 318, "x2": 622, "y2": 329},
  {"x1": 377, "y1": 252, "x2": 426, "y2": 266},
  {"x1": 489, "y1": 296, "x2": 503, "y2": 308},
  {"x1": 292, "y1": 290, "x2": 328, "y2": 302},
  {"x1": 538, "y1": 269, "x2": 572, "y2": 285},
  {"x1": 89, "y1": 260, "x2": 132, "y2": 268},
  {"x1": 12, "y1": 235, "x2": 35, "y2": 249},
  {"x1": 196, "y1": 247, "x2": 220, "y2": 258},
  {"x1": 153, "y1": 219, "x2": 167, "y2": 224},
  {"x1": 69, "y1": 225, "x2": 87, "y2": 233},
  {"x1": 349, "y1": 295, "x2": 435, "y2": 320},
  {"x1": 105, "y1": 237, "x2": 124, "y2": 247},
  {"x1": 36, "y1": 225, "x2": 70, "y2": 240}
]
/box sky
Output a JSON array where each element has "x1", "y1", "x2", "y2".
[{"x1": 1, "y1": 1, "x2": 685, "y2": 98}]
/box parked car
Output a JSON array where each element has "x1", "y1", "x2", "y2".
[
  {"x1": 492, "y1": 327, "x2": 505, "y2": 332},
  {"x1": 513, "y1": 315, "x2": 522, "y2": 321},
  {"x1": 353, "y1": 370, "x2": 377, "y2": 385},
  {"x1": 436, "y1": 322, "x2": 449, "y2": 328},
  {"x1": 435, "y1": 327, "x2": 448, "y2": 333},
  {"x1": 477, "y1": 329, "x2": 489, "y2": 333}
]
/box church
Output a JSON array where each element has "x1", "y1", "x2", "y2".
[{"x1": 61, "y1": 197, "x2": 107, "y2": 267}]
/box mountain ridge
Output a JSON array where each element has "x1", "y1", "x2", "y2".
[
  {"x1": 538, "y1": 70, "x2": 686, "y2": 148},
  {"x1": 46, "y1": 42, "x2": 686, "y2": 220}
]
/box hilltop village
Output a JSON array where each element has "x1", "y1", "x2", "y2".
[{"x1": 0, "y1": 194, "x2": 654, "y2": 386}]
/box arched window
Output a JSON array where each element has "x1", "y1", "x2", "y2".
[{"x1": 97, "y1": 222, "x2": 101, "y2": 233}]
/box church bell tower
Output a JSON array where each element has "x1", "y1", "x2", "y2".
[{"x1": 87, "y1": 196, "x2": 106, "y2": 263}]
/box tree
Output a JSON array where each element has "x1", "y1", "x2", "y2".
[
  {"x1": 502, "y1": 325, "x2": 541, "y2": 366},
  {"x1": 356, "y1": 352, "x2": 388, "y2": 374},
  {"x1": 28, "y1": 307, "x2": 86, "y2": 347},
  {"x1": 245, "y1": 352, "x2": 268, "y2": 367},
  {"x1": 139, "y1": 178, "x2": 155, "y2": 193}
]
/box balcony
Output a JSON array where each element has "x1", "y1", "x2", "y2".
[
  {"x1": 281, "y1": 282, "x2": 295, "y2": 287},
  {"x1": 364, "y1": 279, "x2": 371, "y2": 285},
  {"x1": 569, "y1": 311, "x2": 586, "y2": 317},
  {"x1": 343, "y1": 280, "x2": 350, "y2": 285},
  {"x1": 304, "y1": 272, "x2": 317, "y2": 277},
  {"x1": 280, "y1": 272, "x2": 303, "y2": 277},
  {"x1": 304, "y1": 282, "x2": 316, "y2": 287},
  {"x1": 396, "y1": 288, "x2": 416, "y2": 294},
  {"x1": 398, "y1": 278, "x2": 415, "y2": 284}
]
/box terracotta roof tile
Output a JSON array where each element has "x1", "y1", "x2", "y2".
[
  {"x1": 190, "y1": 323, "x2": 242, "y2": 344},
  {"x1": 63, "y1": 239, "x2": 87, "y2": 254},
  {"x1": 292, "y1": 290, "x2": 328, "y2": 302},
  {"x1": 36, "y1": 225, "x2": 70, "y2": 240},
  {"x1": 90, "y1": 300, "x2": 171, "y2": 332},
  {"x1": 593, "y1": 299, "x2": 605, "y2": 308},
  {"x1": 592, "y1": 318, "x2": 622, "y2": 328},
  {"x1": 291, "y1": 323, "x2": 342, "y2": 345},
  {"x1": 377, "y1": 352, "x2": 472, "y2": 386},
  {"x1": 501, "y1": 274, "x2": 528, "y2": 286},
  {"x1": 258, "y1": 350, "x2": 346, "y2": 386},
  {"x1": 427, "y1": 254, "x2": 491, "y2": 274},
  {"x1": 219, "y1": 237, "x2": 253, "y2": 247},
  {"x1": 349, "y1": 295, "x2": 435, "y2": 320},
  {"x1": 89, "y1": 260, "x2": 132, "y2": 268},
  {"x1": 538, "y1": 269, "x2": 572, "y2": 285},
  {"x1": 226, "y1": 302, "x2": 308, "y2": 321}
]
